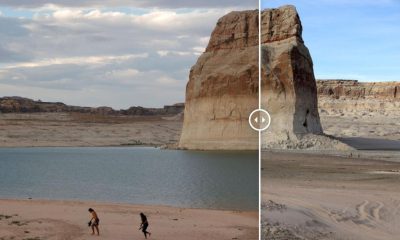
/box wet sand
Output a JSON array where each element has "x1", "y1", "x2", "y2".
[
  {"x1": 0, "y1": 199, "x2": 257, "y2": 240},
  {"x1": 262, "y1": 150, "x2": 400, "y2": 240}
]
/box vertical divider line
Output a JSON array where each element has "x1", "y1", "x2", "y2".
[
  {"x1": 259, "y1": 4, "x2": 262, "y2": 110},
  {"x1": 258, "y1": 1, "x2": 262, "y2": 240}
]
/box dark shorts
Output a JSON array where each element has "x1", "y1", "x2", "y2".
[{"x1": 92, "y1": 218, "x2": 100, "y2": 226}]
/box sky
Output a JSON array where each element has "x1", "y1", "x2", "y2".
[
  {"x1": 1, "y1": 1, "x2": 399, "y2": 108},
  {"x1": 0, "y1": 0, "x2": 257, "y2": 108},
  {"x1": 262, "y1": 0, "x2": 400, "y2": 82}
]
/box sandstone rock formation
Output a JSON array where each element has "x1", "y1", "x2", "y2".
[
  {"x1": 179, "y1": 6, "x2": 352, "y2": 150},
  {"x1": 260, "y1": 5, "x2": 337, "y2": 149},
  {"x1": 178, "y1": 10, "x2": 259, "y2": 150}
]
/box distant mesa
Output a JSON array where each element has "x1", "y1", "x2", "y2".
[
  {"x1": 317, "y1": 80, "x2": 400, "y2": 115},
  {"x1": 317, "y1": 79, "x2": 400, "y2": 100},
  {"x1": 0, "y1": 96, "x2": 184, "y2": 116}
]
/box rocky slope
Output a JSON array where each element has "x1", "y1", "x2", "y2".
[
  {"x1": 0, "y1": 97, "x2": 184, "y2": 116},
  {"x1": 178, "y1": 10, "x2": 259, "y2": 150},
  {"x1": 317, "y1": 80, "x2": 400, "y2": 115},
  {"x1": 260, "y1": 5, "x2": 347, "y2": 150},
  {"x1": 317, "y1": 80, "x2": 400, "y2": 99}
]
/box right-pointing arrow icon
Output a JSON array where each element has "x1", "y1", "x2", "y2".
[{"x1": 248, "y1": 109, "x2": 271, "y2": 132}]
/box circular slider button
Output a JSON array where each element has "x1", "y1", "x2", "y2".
[{"x1": 248, "y1": 109, "x2": 271, "y2": 131}]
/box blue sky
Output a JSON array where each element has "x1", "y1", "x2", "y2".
[{"x1": 262, "y1": 0, "x2": 400, "y2": 82}]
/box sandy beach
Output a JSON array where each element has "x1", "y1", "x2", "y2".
[
  {"x1": 262, "y1": 151, "x2": 400, "y2": 240},
  {"x1": 0, "y1": 199, "x2": 257, "y2": 240}
]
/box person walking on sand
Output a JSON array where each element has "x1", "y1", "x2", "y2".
[
  {"x1": 88, "y1": 208, "x2": 100, "y2": 235},
  {"x1": 139, "y1": 212, "x2": 151, "y2": 238}
]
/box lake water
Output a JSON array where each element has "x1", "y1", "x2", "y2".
[{"x1": 0, "y1": 147, "x2": 258, "y2": 210}]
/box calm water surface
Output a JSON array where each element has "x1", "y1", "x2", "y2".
[{"x1": 0, "y1": 147, "x2": 257, "y2": 210}]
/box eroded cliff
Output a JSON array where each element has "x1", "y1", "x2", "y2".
[
  {"x1": 179, "y1": 6, "x2": 350, "y2": 150},
  {"x1": 178, "y1": 10, "x2": 259, "y2": 150},
  {"x1": 260, "y1": 6, "x2": 346, "y2": 150}
]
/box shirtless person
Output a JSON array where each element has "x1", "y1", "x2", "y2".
[
  {"x1": 139, "y1": 212, "x2": 151, "y2": 239},
  {"x1": 88, "y1": 208, "x2": 100, "y2": 235}
]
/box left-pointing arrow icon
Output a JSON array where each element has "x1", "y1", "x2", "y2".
[{"x1": 248, "y1": 108, "x2": 271, "y2": 132}]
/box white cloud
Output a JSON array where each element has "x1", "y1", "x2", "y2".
[
  {"x1": 156, "y1": 76, "x2": 180, "y2": 85},
  {"x1": 130, "y1": 9, "x2": 230, "y2": 31},
  {"x1": 30, "y1": 8, "x2": 231, "y2": 32},
  {"x1": 52, "y1": 9, "x2": 83, "y2": 19},
  {"x1": 0, "y1": 6, "x2": 240, "y2": 107},
  {"x1": 199, "y1": 36, "x2": 210, "y2": 45},
  {"x1": 108, "y1": 68, "x2": 140, "y2": 77},
  {"x1": 0, "y1": 1, "x2": 257, "y2": 9},
  {"x1": 157, "y1": 50, "x2": 193, "y2": 57},
  {"x1": 157, "y1": 50, "x2": 169, "y2": 57},
  {"x1": 48, "y1": 8, "x2": 128, "y2": 20},
  {"x1": 3, "y1": 54, "x2": 148, "y2": 69},
  {"x1": 177, "y1": 35, "x2": 189, "y2": 39},
  {"x1": 192, "y1": 46, "x2": 205, "y2": 55}
]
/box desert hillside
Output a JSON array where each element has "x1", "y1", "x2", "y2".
[{"x1": 0, "y1": 96, "x2": 184, "y2": 115}]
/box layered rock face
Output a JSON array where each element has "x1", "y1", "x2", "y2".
[
  {"x1": 261, "y1": 6, "x2": 328, "y2": 149},
  {"x1": 317, "y1": 80, "x2": 400, "y2": 115},
  {"x1": 178, "y1": 10, "x2": 259, "y2": 150},
  {"x1": 317, "y1": 80, "x2": 400, "y2": 100},
  {"x1": 179, "y1": 6, "x2": 349, "y2": 150}
]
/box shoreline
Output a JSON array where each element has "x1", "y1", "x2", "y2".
[
  {"x1": 0, "y1": 198, "x2": 258, "y2": 240},
  {"x1": 0, "y1": 144, "x2": 160, "y2": 148},
  {"x1": 0, "y1": 197, "x2": 258, "y2": 212},
  {"x1": 0, "y1": 146, "x2": 259, "y2": 154}
]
